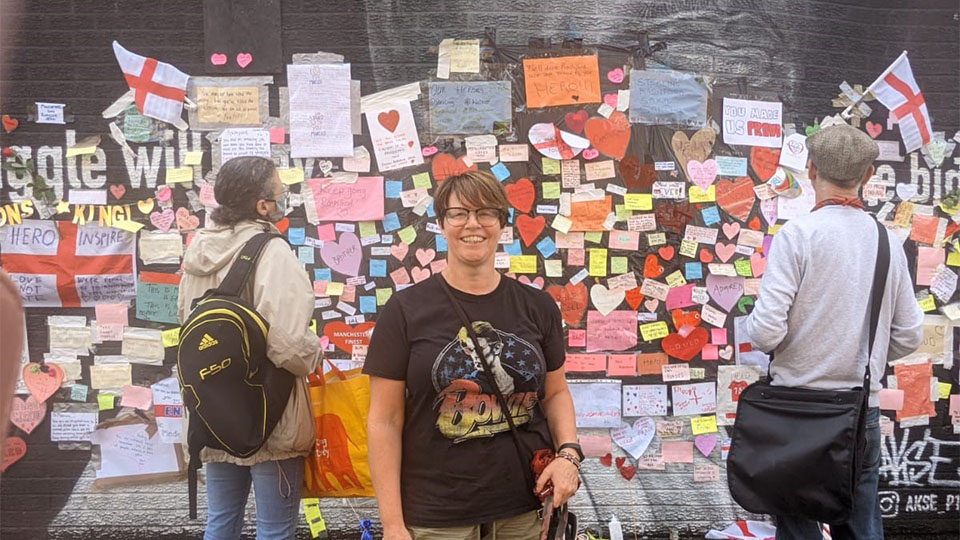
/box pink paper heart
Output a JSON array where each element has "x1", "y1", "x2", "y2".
[
  {"x1": 715, "y1": 242, "x2": 736, "y2": 263},
  {"x1": 687, "y1": 159, "x2": 718, "y2": 192},
  {"x1": 705, "y1": 274, "x2": 744, "y2": 312},
  {"x1": 422, "y1": 146, "x2": 438, "y2": 157},
  {"x1": 694, "y1": 434, "x2": 717, "y2": 457},
  {"x1": 236, "y1": 53, "x2": 253, "y2": 68},
  {"x1": 750, "y1": 252, "x2": 766, "y2": 277},
  {"x1": 517, "y1": 276, "x2": 545, "y2": 289},
  {"x1": 389, "y1": 243, "x2": 408, "y2": 261},
  {"x1": 149, "y1": 208, "x2": 175, "y2": 232},
  {"x1": 603, "y1": 93, "x2": 618, "y2": 108},
  {"x1": 10, "y1": 395, "x2": 45, "y2": 434},
  {"x1": 582, "y1": 148, "x2": 599, "y2": 160},
  {"x1": 411, "y1": 266, "x2": 432, "y2": 283},
  {"x1": 415, "y1": 248, "x2": 435, "y2": 266},
  {"x1": 210, "y1": 53, "x2": 227, "y2": 66},
  {"x1": 644, "y1": 298, "x2": 660, "y2": 312},
  {"x1": 175, "y1": 207, "x2": 199, "y2": 232},
  {"x1": 156, "y1": 185, "x2": 172, "y2": 202},
  {"x1": 760, "y1": 197, "x2": 778, "y2": 226},
  {"x1": 721, "y1": 222, "x2": 740, "y2": 240},
  {"x1": 320, "y1": 232, "x2": 362, "y2": 277},
  {"x1": 109, "y1": 184, "x2": 126, "y2": 200},
  {"x1": 607, "y1": 67, "x2": 625, "y2": 84}
]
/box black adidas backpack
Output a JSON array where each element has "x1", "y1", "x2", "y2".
[{"x1": 177, "y1": 232, "x2": 295, "y2": 519}]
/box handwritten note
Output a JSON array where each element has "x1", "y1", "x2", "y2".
[
  {"x1": 366, "y1": 101, "x2": 424, "y2": 172},
  {"x1": 568, "y1": 380, "x2": 621, "y2": 428},
  {"x1": 429, "y1": 81, "x2": 512, "y2": 134},
  {"x1": 586, "y1": 310, "x2": 638, "y2": 352},
  {"x1": 219, "y1": 128, "x2": 270, "y2": 165},
  {"x1": 135, "y1": 281, "x2": 179, "y2": 325},
  {"x1": 287, "y1": 63, "x2": 353, "y2": 158},
  {"x1": 671, "y1": 382, "x2": 717, "y2": 416},
  {"x1": 522, "y1": 55, "x2": 601, "y2": 109},
  {"x1": 308, "y1": 177, "x2": 385, "y2": 222},
  {"x1": 628, "y1": 70, "x2": 707, "y2": 126},
  {"x1": 196, "y1": 86, "x2": 260, "y2": 125},
  {"x1": 623, "y1": 384, "x2": 668, "y2": 416}
]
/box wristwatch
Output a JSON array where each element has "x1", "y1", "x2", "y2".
[{"x1": 557, "y1": 442, "x2": 584, "y2": 462}]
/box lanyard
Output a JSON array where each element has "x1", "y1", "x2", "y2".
[{"x1": 811, "y1": 197, "x2": 865, "y2": 212}]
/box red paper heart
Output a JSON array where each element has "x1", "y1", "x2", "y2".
[
  {"x1": 750, "y1": 146, "x2": 781, "y2": 182},
  {"x1": 699, "y1": 248, "x2": 714, "y2": 263},
  {"x1": 1, "y1": 437, "x2": 26, "y2": 472},
  {"x1": 505, "y1": 177, "x2": 535, "y2": 213},
  {"x1": 275, "y1": 217, "x2": 289, "y2": 234},
  {"x1": 599, "y1": 453, "x2": 613, "y2": 466},
  {"x1": 546, "y1": 282, "x2": 588, "y2": 327},
  {"x1": 865, "y1": 121, "x2": 883, "y2": 139},
  {"x1": 2, "y1": 114, "x2": 19, "y2": 133},
  {"x1": 643, "y1": 254, "x2": 663, "y2": 278},
  {"x1": 10, "y1": 395, "x2": 46, "y2": 435},
  {"x1": 661, "y1": 326, "x2": 709, "y2": 361},
  {"x1": 715, "y1": 177, "x2": 756, "y2": 222},
  {"x1": 615, "y1": 456, "x2": 626, "y2": 468},
  {"x1": 657, "y1": 246, "x2": 675, "y2": 261},
  {"x1": 109, "y1": 184, "x2": 126, "y2": 200},
  {"x1": 618, "y1": 155, "x2": 655, "y2": 190},
  {"x1": 618, "y1": 464, "x2": 636, "y2": 481},
  {"x1": 654, "y1": 201, "x2": 694, "y2": 234},
  {"x1": 564, "y1": 110, "x2": 589, "y2": 134},
  {"x1": 322, "y1": 321, "x2": 376, "y2": 354},
  {"x1": 748, "y1": 216, "x2": 761, "y2": 231},
  {"x1": 584, "y1": 111, "x2": 631, "y2": 160},
  {"x1": 671, "y1": 309, "x2": 701, "y2": 331},
  {"x1": 377, "y1": 110, "x2": 400, "y2": 133},
  {"x1": 432, "y1": 153, "x2": 476, "y2": 183},
  {"x1": 624, "y1": 287, "x2": 644, "y2": 311},
  {"x1": 22, "y1": 363, "x2": 63, "y2": 403},
  {"x1": 515, "y1": 214, "x2": 545, "y2": 247}
]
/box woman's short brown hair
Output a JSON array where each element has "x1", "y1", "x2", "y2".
[{"x1": 433, "y1": 170, "x2": 510, "y2": 227}]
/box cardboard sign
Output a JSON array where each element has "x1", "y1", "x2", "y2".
[{"x1": 522, "y1": 55, "x2": 601, "y2": 109}]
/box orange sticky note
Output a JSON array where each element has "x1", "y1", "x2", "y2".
[{"x1": 522, "y1": 55, "x2": 601, "y2": 109}]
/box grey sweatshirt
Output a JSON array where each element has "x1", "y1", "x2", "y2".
[{"x1": 743, "y1": 205, "x2": 925, "y2": 406}]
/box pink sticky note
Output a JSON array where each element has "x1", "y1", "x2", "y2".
[
  {"x1": 606, "y1": 354, "x2": 637, "y2": 376},
  {"x1": 390, "y1": 267, "x2": 410, "y2": 287},
  {"x1": 120, "y1": 385, "x2": 153, "y2": 411},
  {"x1": 665, "y1": 283, "x2": 695, "y2": 310},
  {"x1": 586, "y1": 310, "x2": 638, "y2": 352},
  {"x1": 567, "y1": 249, "x2": 585, "y2": 266},
  {"x1": 95, "y1": 303, "x2": 129, "y2": 326},
  {"x1": 700, "y1": 344, "x2": 719, "y2": 360},
  {"x1": 269, "y1": 127, "x2": 286, "y2": 144},
  {"x1": 313, "y1": 281, "x2": 328, "y2": 296},
  {"x1": 949, "y1": 394, "x2": 960, "y2": 416},
  {"x1": 580, "y1": 434, "x2": 612, "y2": 457},
  {"x1": 316, "y1": 224, "x2": 336, "y2": 242},
  {"x1": 566, "y1": 353, "x2": 606, "y2": 372},
  {"x1": 568, "y1": 329, "x2": 587, "y2": 347},
  {"x1": 661, "y1": 441, "x2": 694, "y2": 463},
  {"x1": 878, "y1": 388, "x2": 905, "y2": 411},
  {"x1": 916, "y1": 246, "x2": 945, "y2": 286},
  {"x1": 308, "y1": 176, "x2": 385, "y2": 222},
  {"x1": 340, "y1": 285, "x2": 356, "y2": 304},
  {"x1": 711, "y1": 328, "x2": 727, "y2": 345}
]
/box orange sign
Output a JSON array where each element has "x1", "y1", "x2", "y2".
[
  {"x1": 569, "y1": 195, "x2": 612, "y2": 231},
  {"x1": 523, "y1": 55, "x2": 601, "y2": 109}
]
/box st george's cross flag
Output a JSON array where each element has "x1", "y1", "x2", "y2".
[
  {"x1": 868, "y1": 51, "x2": 932, "y2": 152},
  {"x1": 112, "y1": 41, "x2": 189, "y2": 126}
]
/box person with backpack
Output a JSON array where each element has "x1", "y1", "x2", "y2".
[{"x1": 177, "y1": 156, "x2": 322, "y2": 540}]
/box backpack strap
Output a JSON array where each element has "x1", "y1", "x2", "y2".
[{"x1": 217, "y1": 232, "x2": 283, "y2": 297}]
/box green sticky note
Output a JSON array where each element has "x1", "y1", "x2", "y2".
[
  {"x1": 398, "y1": 225, "x2": 417, "y2": 245},
  {"x1": 615, "y1": 204, "x2": 630, "y2": 221},
  {"x1": 542, "y1": 182, "x2": 561, "y2": 199},
  {"x1": 412, "y1": 173, "x2": 432, "y2": 189},
  {"x1": 376, "y1": 288, "x2": 393, "y2": 306},
  {"x1": 542, "y1": 158, "x2": 560, "y2": 175},
  {"x1": 359, "y1": 221, "x2": 377, "y2": 239},
  {"x1": 98, "y1": 393, "x2": 115, "y2": 411},
  {"x1": 734, "y1": 259, "x2": 753, "y2": 277},
  {"x1": 611, "y1": 256, "x2": 628, "y2": 275},
  {"x1": 584, "y1": 231, "x2": 603, "y2": 244}
]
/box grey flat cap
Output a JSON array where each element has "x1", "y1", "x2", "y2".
[{"x1": 806, "y1": 124, "x2": 879, "y2": 183}]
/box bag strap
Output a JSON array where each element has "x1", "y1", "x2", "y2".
[
  {"x1": 864, "y1": 218, "x2": 890, "y2": 387},
  {"x1": 217, "y1": 232, "x2": 283, "y2": 296}
]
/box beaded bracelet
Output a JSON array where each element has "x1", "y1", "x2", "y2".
[{"x1": 555, "y1": 452, "x2": 582, "y2": 470}]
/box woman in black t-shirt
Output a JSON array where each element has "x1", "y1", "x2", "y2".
[{"x1": 364, "y1": 170, "x2": 581, "y2": 539}]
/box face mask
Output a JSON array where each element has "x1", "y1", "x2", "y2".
[{"x1": 266, "y1": 191, "x2": 287, "y2": 223}]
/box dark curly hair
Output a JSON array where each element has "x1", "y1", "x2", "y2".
[{"x1": 210, "y1": 156, "x2": 276, "y2": 226}]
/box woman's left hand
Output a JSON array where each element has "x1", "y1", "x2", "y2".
[{"x1": 534, "y1": 455, "x2": 580, "y2": 507}]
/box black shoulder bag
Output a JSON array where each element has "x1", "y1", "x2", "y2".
[
  {"x1": 726, "y1": 218, "x2": 889, "y2": 524},
  {"x1": 439, "y1": 276, "x2": 577, "y2": 540}
]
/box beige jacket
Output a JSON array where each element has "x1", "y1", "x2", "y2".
[{"x1": 177, "y1": 220, "x2": 320, "y2": 465}]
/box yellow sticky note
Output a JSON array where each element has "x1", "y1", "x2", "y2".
[
  {"x1": 412, "y1": 172, "x2": 432, "y2": 189},
  {"x1": 161, "y1": 327, "x2": 180, "y2": 348},
  {"x1": 640, "y1": 321, "x2": 669, "y2": 341},
  {"x1": 588, "y1": 248, "x2": 607, "y2": 277},
  {"x1": 509, "y1": 255, "x2": 537, "y2": 274},
  {"x1": 623, "y1": 193, "x2": 652, "y2": 211},
  {"x1": 398, "y1": 226, "x2": 417, "y2": 245},
  {"x1": 584, "y1": 231, "x2": 603, "y2": 244},
  {"x1": 165, "y1": 167, "x2": 194, "y2": 184},
  {"x1": 768, "y1": 224, "x2": 781, "y2": 235},
  {"x1": 65, "y1": 145, "x2": 98, "y2": 158},
  {"x1": 279, "y1": 168, "x2": 305, "y2": 185},
  {"x1": 184, "y1": 151, "x2": 204, "y2": 166},
  {"x1": 112, "y1": 219, "x2": 144, "y2": 233},
  {"x1": 325, "y1": 282, "x2": 344, "y2": 296},
  {"x1": 542, "y1": 158, "x2": 560, "y2": 175},
  {"x1": 679, "y1": 239, "x2": 698, "y2": 258},
  {"x1": 542, "y1": 182, "x2": 561, "y2": 199},
  {"x1": 690, "y1": 415, "x2": 718, "y2": 435},
  {"x1": 98, "y1": 393, "x2": 115, "y2": 411},
  {"x1": 665, "y1": 270, "x2": 686, "y2": 287},
  {"x1": 938, "y1": 382, "x2": 952, "y2": 400},
  {"x1": 449, "y1": 39, "x2": 480, "y2": 73},
  {"x1": 358, "y1": 221, "x2": 377, "y2": 238},
  {"x1": 611, "y1": 256, "x2": 628, "y2": 275},
  {"x1": 947, "y1": 250, "x2": 960, "y2": 267},
  {"x1": 376, "y1": 288, "x2": 393, "y2": 306},
  {"x1": 918, "y1": 295, "x2": 936, "y2": 312},
  {"x1": 734, "y1": 259, "x2": 753, "y2": 277},
  {"x1": 309, "y1": 319, "x2": 317, "y2": 334},
  {"x1": 688, "y1": 185, "x2": 716, "y2": 203},
  {"x1": 551, "y1": 215, "x2": 572, "y2": 234}
]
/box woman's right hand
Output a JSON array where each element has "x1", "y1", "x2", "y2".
[{"x1": 383, "y1": 525, "x2": 414, "y2": 540}]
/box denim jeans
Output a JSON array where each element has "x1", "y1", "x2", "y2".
[
  {"x1": 775, "y1": 407, "x2": 883, "y2": 540},
  {"x1": 203, "y1": 457, "x2": 304, "y2": 540}
]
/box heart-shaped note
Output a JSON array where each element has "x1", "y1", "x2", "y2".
[
  {"x1": 1, "y1": 437, "x2": 26, "y2": 472},
  {"x1": 643, "y1": 298, "x2": 660, "y2": 312},
  {"x1": 564, "y1": 110, "x2": 588, "y2": 134},
  {"x1": 747, "y1": 216, "x2": 761, "y2": 231},
  {"x1": 715, "y1": 242, "x2": 736, "y2": 263},
  {"x1": 706, "y1": 274, "x2": 745, "y2": 312},
  {"x1": 175, "y1": 207, "x2": 199, "y2": 232},
  {"x1": 607, "y1": 67, "x2": 625, "y2": 84},
  {"x1": 687, "y1": 159, "x2": 718, "y2": 192},
  {"x1": 274, "y1": 217, "x2": 289, "y2": 234},
  {"x1": 377, "y1": 110, "x2": 400, "y2": 133},
  {"x1": 431, "y1": 153, "x2": 477, "y2": 182},
  {"x1": 865, "y1": 121, "x2": 883, "y2": 139},
  {"x1": 661, "y1": 326, "x2": 709, "y2": 361},
  {"x1": 610, "y1": 418, "x2": 656, "y2": 459},
  {"x1": 671, "y1": 309, "x2": 701, "y2": 331},
  {"x1": 699, "y1": 248, "x2": 713, "y2": 263},
  {"x1": 643, "y1": 254, "x2": 663, "y2": 278},
  {"x1": 805, "y1": 124, "x2": 821, "y2": 136},
  {"x1": 584, "y1": 111, "x2": 631, "y2": 160},
  {"x1": 657, "y1": 246, "x2": 675, "y2": 261},
  {"x1": 624, "y1": 287, "x2": 644, "y2": 311},
  {"x1": 716, "y1": 177, "x2": 756, "y2": 222},
  {"x1": 546, "y1": 282, "x2": 588, "y2": 327},
  {"x1": 618, "y1": 464, "x2": 636, "y2": 481},
  {"x1": 137, "y1": 198, "x2": 155, "y2": 214},
  {"x1": 236, "y1": 53, "x2": 253, "y2": 68},
  {"x1": 109, "y1": 184, "x2": 126, "y2": 200},
  {"x1": 2, "y1": 114, "x2": 19, "y2": 133},
  {"x1": 22, "y1": 363, "x2": 63, "y2": 403},
  {"x1": 896, "y1": 183, "x2": 918, "y2": 201},
  {"x1": 599, "y1": 453, "x2": 613, "y2": 466},
  {"x1": 390, "y1": 243, "x2": 409, "y2": 261},
  {"x1": 672, "y1": 128, "x2": 715, "y2": 175},
  {"x1": 759, "y1": 197, "x2": 778, "y2": 226},
  {"x1": 528, "y1": 123, "x2": 589, "y2": 160},
  {"x1": 422, "y1": 146, "x2": 438, "y2": 157},
  {"x1": 654, "y1": 201, "x2": 694, "y2": 234},
  {"x1": 603, "y1": 93, "x2": 618, "y2": 108},
  {"x1": 505, "y1": 177, "x2": 535, "y2": 213},
  {"x1": 322, "y1": 321, "x2": 375, "y2": 354},
  {"x1": 750, "y1": 252, "x2": 767, "y2": 277},
  {"x1": 415, "y1": 248, "x2": 436, "y2": 266},
  {"x1": 321, "y1": 232, "x2": 362, "y2": 277},
  {"x1": 619, "y1": 155, "x2": 656, "y2": 191},
  {"x1": 10, "y1": 395, "x2": 46, "y2": 434},
  {"x1": 210, "y1": 53, "x2": 227, "y2": 65},
  {"x1": 590, "y1": 284, "x2": 625, "y2": 316},
  {"x1": 722, "y1": 222, "x2": 741, "y2": 240},
  {"x1": 411, "y1": 266, "x2": 431, "y2": 283},
  {"x1": 518, "y1": 276, "x2": 545, "y2": 289},
  {"x1": 582, "y1": 148, "x2": 599, "y2": 160},
  {"x1": 694, "y1": 434, "x2": 717, "y2": 457},
  {"x1": 515, "y1": 214, "x2": 545, "y2": 247},
  {"x1": 719, "y1": 345, "x2": 734, "y2": 360},
  {"x1": 149, "y1": 208, "x2": 174, "y2": 232},
  {"x1": 750, "y1": 146, "x2": 781, "y2": 182}
]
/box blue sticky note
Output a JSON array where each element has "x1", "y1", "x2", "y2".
[
  {"x1": 685, "y1": 262, "x2": 703, "y2": 280},
  {"x1": 536, "y1": 236, "x2": 557, "y2": 259},
  {"x1": 435, "y1": 234, "x2": 447, "y2": 252},
  {"x1": 427, "y1": 200, "x2": 436, "y2": 218},
  {"x1": 507, "y1": 208, "x2": 515, "y2": 225},
  {"x1": 385, "y1": 181, "x2": 403, "y2": 199},
  {"x1": 359, "y1": 296, "x2": 377, "y2": 313},
  {"x1": 490, "y1": 162, "x2": 510, "y2": 182},
  {"x1": 503, "y1": 239, "x2": 522, "y2": 256},
  {"x1": 701, "y1": 206, "x2": 721, "y2": 226},
  {"x1": 715, "y1": 156, "x2": 748, "y2": 177},
  {"x1": 382, "y1": 212, "x2": 401, "y2": 232},
  {"x1": 298, "y1": 246, "x2": 315, "y2": 265},
  {"x1": 369, "y1": 259, "x2": 387, "y2": 277},
  {"x1": 314, "y1": 268, "x2": 332, "y2": 282},
  {"x1": 287, "y1": 227, "x2": 306, "y2": 245}
]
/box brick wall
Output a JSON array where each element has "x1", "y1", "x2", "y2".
[{"x1": 1, "y1": 1, "x2": 958, "y2": 539}]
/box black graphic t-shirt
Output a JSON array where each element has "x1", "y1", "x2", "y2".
[{"x1": 363, "y1": 274, "x2": 565, "y2": 527}]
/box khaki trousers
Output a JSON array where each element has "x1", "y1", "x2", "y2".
[{"x1": 407, "y1": 510, "x2": 541, "y2": 540}]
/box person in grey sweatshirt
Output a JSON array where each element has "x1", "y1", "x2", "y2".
[{"x1": 743, "y1": 123, "x2": 924, "y2": 540}]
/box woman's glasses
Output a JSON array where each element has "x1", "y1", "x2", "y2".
[{"x1": 442, "y1": 207, "x2": 503, "y2": 227}]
